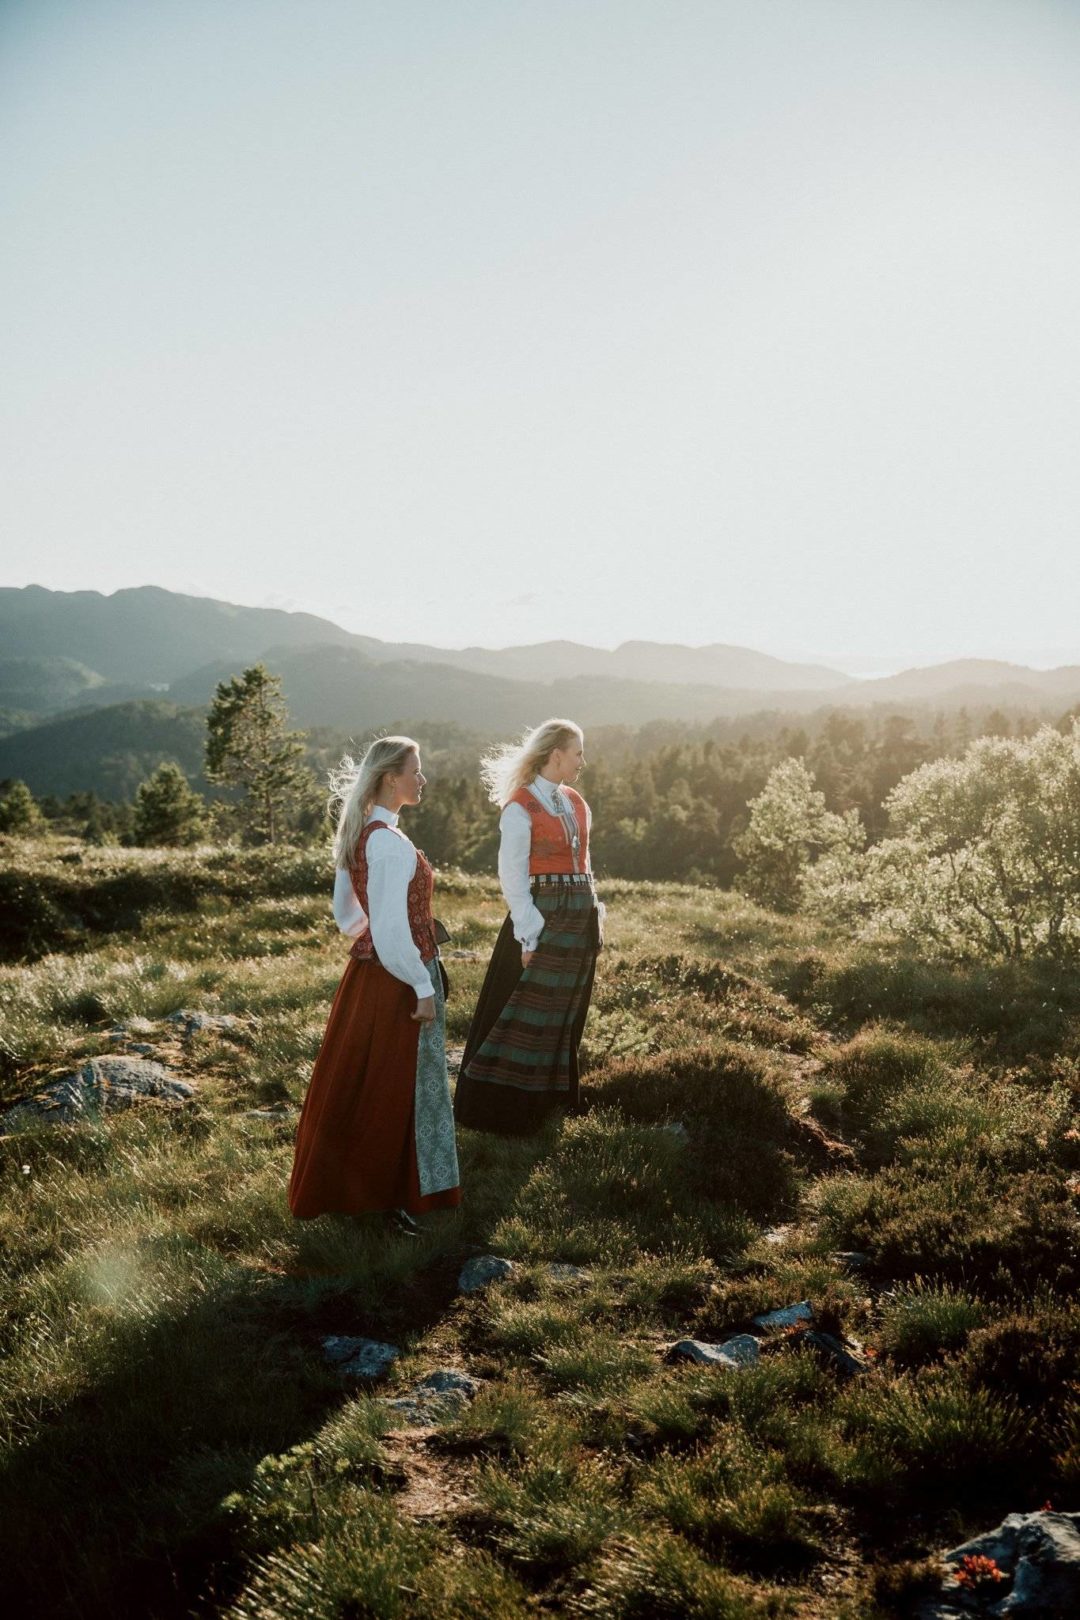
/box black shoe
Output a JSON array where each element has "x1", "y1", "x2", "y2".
[{"x1": 384, "y1": 1208, "x2": 421, "y2": 1237}]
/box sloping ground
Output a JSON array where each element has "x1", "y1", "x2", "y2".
[{"x1": 0, "y1": 849, "x2": 1078, "y2": 1617}]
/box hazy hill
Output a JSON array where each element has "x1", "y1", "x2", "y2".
[
  {"x1": 0, "y1": 701, "x2": 207, "y2": 799},
  {"x1": 168, "y1": 642, "x2": 864, "y2": 733},
  {"x1": 0, "y1": 656, "x2": 109, "y2": 713},
  {"x1": 0, "y1": 585, "x2": 357, "y2": 688},
  {"x1": 0, "y1": 586, "x2": 852, "y2": 713},
  {"x1": 4, "y1": 588, "x2": 1080, "y2": 741}
]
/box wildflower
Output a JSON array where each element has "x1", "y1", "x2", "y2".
[
  {"x1": 1042, "y1": 1500, "x2": 1053, "y2": 1512},
  {"x1": 21, "y1": 1165, "x2": 31, "y2": 1176},
  {"x1": 955, "y1": 1553, "x2": 1005, "y2": 1591}
]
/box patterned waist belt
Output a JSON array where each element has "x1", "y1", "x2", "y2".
[{"x1": 531, "y1": 873, "x2": 594, "y2": 886}]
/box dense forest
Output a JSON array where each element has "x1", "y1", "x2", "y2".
[{"x1": 9, "y1": 699, "x2": 1069, "y2": 887}]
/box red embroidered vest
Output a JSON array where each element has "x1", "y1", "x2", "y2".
[
  {"x1": 509, "y1": 783, "x2": 590, "y2": 876},
  {"x1": 347, "y1": 820, "x2": 438, "y2": 965}
]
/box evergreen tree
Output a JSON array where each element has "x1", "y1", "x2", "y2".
[
  {"x1": 205, "y1": 664, "x2": 316, "y2": 844},
  {"x1": 0, "y1": 778, "x2": 43, "y2": 835},
  {"x1": 132, "y1": 762, "x2": 207, "y2": 847}
]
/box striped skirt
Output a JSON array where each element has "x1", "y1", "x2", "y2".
[{"x1": 453, "y1": 877, "x2": 599, "y2": 1135}]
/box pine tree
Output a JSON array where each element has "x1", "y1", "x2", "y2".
[
  {"x1": 132, "y1": 762, "x2": 207, "y2": 847},
  {"x1": 204, "y1": 664, "x2": 316, "y2": 844},
  {"x1": 0, "y1": 779, "x2": 43, "y2": 835}
]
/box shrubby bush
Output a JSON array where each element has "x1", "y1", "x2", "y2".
[
  {"x1": 735, "y1": 758, "x2": 863, "y2": 912},
  {"x1": 804, "y1": 722, "x2": 1080, "y2": 958}
]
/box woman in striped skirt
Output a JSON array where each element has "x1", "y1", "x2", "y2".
[{"x1": 454, "y1": 718, "x2": 602, "y2": 1135}]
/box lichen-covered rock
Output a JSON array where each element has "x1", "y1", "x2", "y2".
[
  {"x1": 382, "y1": 1368, "x2": 481, "y2": 1426},
  {"x1": 669, "y1": 1335, "x2": 760, "y2": 1369},
  {"x1": 458, "y1": 1255, "x2": 516, "y2": 1293},
  {"x1": 1, "y1": 1057, "x2": 195, "y2": 1132},
  {"x1": 322, "y1": 1337, "x2": 400, "y2": 1379},
  {"x1": 918, "y1": 1510, "x2": 1080, "y2": 1618}
]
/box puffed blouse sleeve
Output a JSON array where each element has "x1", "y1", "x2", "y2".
[
  {"x1": 498, "y1": 801, "x2": 546, "y2": 950},
  {"x1": 333, "y1": 867, "x2": 367, "y2": 937},
  {"x1": 364, "y1": 830, "x2": 434, "y2": 1002}
]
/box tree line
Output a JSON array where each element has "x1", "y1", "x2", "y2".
[{"x1": 3, "y1": 661, "x2": 1069, "y2": 904}]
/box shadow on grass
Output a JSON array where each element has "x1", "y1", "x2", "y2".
[{"x1": 0, "y1": 1136, "x2": 548, "y2": 1620}]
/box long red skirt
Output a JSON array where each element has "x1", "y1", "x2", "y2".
[{"x1": 289, "y1": 958, "x2": 461, "y2": 1218}]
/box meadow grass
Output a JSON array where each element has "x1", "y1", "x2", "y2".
[{"x1": 1, "y1": 834, "x2": 1078, "y2": 1616}]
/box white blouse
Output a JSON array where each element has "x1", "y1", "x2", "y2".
[
  {"x1": 499, "y1": 776, "x2": 593, "y2": 950},
  {"x1": 332, "y1": 806, "x2": 433, "y2": 1002}
]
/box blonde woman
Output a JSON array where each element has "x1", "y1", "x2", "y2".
[
  {"x1": 454, "y1": 718, "x2": 601, "y2": 1135},
  {"x1": 289, "y1": 737, "x2": 460, "y2": 1228}
]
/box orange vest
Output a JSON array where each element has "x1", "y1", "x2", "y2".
[{"x1": 509, "y1": 784, "x2": 590, "y2": 876}]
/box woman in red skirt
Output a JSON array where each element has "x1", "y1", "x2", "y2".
[{"x1": 289, "y1": 736, "x2": 460, "y2": 1229}]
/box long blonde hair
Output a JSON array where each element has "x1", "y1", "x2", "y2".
[
  {"x1": 480, "y1": 718, "x2": 582, "y2": 807},
  {"x1": 330, "y1": 735, "x2": 419, "y2": 869}
]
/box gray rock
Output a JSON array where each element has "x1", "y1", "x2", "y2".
[
  {"x1": 446, "y1": 950, "x2": 481, "y2": 960},
  {"x1": 380, "y1": 1368, "x2": 481, "y2": 1427},
  {"x1": 659, "y1": 1121, "x2": 690, "y2": 1144},
  {"x1": 244, "y1": 1106, "x2": 295, "y2": 1120},
  {"x1": 547, "y1": 1263, "x2": 592, "y2": 1283},
  {"x1": 669, "y1": 1334, "x2": 760, "y2": 1369},
  {"x1": 129, "y1": 1043, "x2": 157, "y2": 1056},
  {"x1": 414, "y1": 1370, "x2": 480, "y2": 1399},
  {"x1": 832, "y1": 1251, "x2": 871, "y2": 1271},
  {"x1": 167, "y1": 1009, "x2": 242, "y2": 1036},
  {"x1": 458, "y1": 1255, "x2": 517, "y2": 1293},
  {"x1": 753, "y1": 1300, "x2": 814, "y2": 1332},
  {"x1": 804, "y1": 1330, "x2": 868, "y2": 1378},
  {"x1": 762, "y1": 1225, "x2": 791, "y2": 1247},
  {"x1": 322, "y1": 1336, "x2": 400, "y2": 1379},
  {"x1": 1, "y1": 1057, "x2": 195, "y2": 1133},
  {"x1": 917, "y1": 1511, "x2": 1080, "y2": 1619}
]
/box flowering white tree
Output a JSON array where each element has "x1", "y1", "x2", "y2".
[
  {"x1": 807, "y1": 723, "x2": 1080, "y2": 958},
  {"x1": 735, "y1": 757, "x2": 864, "y2": 912}
]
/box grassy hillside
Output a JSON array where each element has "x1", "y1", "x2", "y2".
[
  {"x1": 0, "y1": 699, "x2": 210, "y2": 800},
  {"x1": 0, "y1": 840, "x2": 1078, "y2": 1617}
]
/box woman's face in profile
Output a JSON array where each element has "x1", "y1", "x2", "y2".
[
  {"x1": 553, "y1": 736, "x2": 585, "y2": 783},
  {"x1": 395, "y1": 750, "x2": 427, "y2": 805}
]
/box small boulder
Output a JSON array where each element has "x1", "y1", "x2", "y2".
[
  {"x1": 659, "y1": 1121, "x2": 690, "y2": 1145},
  {"x1": 753, "y1": 1300, "x2": 814, "y2": 1332},
  {"x1": 167, "y1": 1009, "x2": 242, "y2": 1036},
  {"x1": 1, "y1": 1057, "x2": 195, "y2": 1132},
  {"x1": 322, "y1": 1337, "x2": 399, "y2": 1379},
  {"x1": 447, "y1": 950, "x2": 481, "y2": 961},
  {"x1": 832, "y1": 1251, "x2": 870, "y2": 1272},
  {"x1": 547, "y1": 1263, "x2": 592, "y2": 1283},
  {"x1": 669, "y1": 1335, "x2": 760, "y2": 1370},
  {"x1": 917, "y1": 1510, "x2": 1080, "y2": 1619},
  {"x1": 803, "y1": 1329, "x2": 869, "y2": 1378},
  {"x1": 458, "y1": 1255, "x2": 516, "y2": 1293},
  {"x1": 381, "y1": 1369, "x2": 481, "y2": 1427}
]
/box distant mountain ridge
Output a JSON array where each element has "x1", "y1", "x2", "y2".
[
  {"x1": 0, "y1": 584, "x2": 850, "y2": 700},
  {"x1": 1, "y1": 587, "x2": 1079, "y2": 744}
]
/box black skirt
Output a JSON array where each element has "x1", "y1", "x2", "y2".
[{"x1": 453, "y1": 885, "x2": 598, "y2": 1135}]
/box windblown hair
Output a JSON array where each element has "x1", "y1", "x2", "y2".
[
  {"x1": 329, "y1": 735, "x2": 419, "y2": 869},
  {"x1": 480, "y1": 718, "x2": 583, "y2": 807}
]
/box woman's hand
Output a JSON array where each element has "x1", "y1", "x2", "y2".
[
  {"x1": 411, "y1": 995, "x2": 436, "y2": 1023},
  {"x1": 521, "y1": 948, "x2": 535, "y2": 969}
]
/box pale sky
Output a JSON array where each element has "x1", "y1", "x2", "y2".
[{"x1": 3, "y1": 0, "x2": 1079, "y2": 668}]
